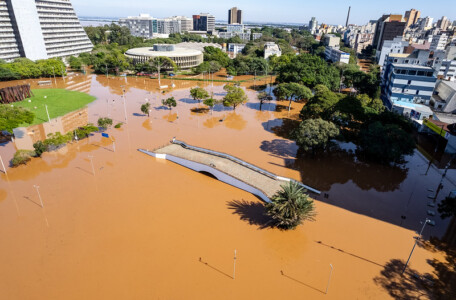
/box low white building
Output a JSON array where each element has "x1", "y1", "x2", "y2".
[
  {"x1": 264, "y1": 42, "x2": 281, "y2": 59},
  {"x1": 324, "y1": 47, "x2": 350, "y2": 64},
  {"x1": 228, "y1": 43, "x2": 245, "y2": 54}
]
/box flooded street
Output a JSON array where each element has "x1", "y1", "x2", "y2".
[{"x1": 0, "y1": 74, "x2": 454, "y2": 299}]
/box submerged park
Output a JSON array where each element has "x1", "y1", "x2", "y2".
[{"x1": 0, "y1": 71, "x2": 455, "y2": 299}]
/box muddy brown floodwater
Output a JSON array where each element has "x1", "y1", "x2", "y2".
[{"x1": 0, "y1": 74, "x2": 454, "y2": 299}]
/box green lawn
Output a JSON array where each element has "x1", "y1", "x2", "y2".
[{"x1": 12, "y1": 89, "x2": 96, "y2": 126}]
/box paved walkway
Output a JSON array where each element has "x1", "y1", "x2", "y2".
[{"x1": 154, "y1": 142, "x2": 319, "y2": 198}]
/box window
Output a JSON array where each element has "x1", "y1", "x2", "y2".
[
  {"x1": 416, "y1": 90, "x2": 419, "y2": 95},
  {"x1": 417, "y1": 71, "x2": 425, "y2": 76},
  {"x1": 405, "y1": 60, "x2": 409, "y2": 63},
  {"x1": 394, "y1": 59, "x2": 398, "y2": 63},
  {"x1": 409, "y1": 71, "x2": 417, "y2": 76},
  {"x1": 408, "y1": 80, "x2": 412, "y2": 84}
]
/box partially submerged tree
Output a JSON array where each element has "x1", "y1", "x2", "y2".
[
  {"x1": 97, "y1": 117, "x2": 113, "y2": 129},
  {"x1": 141, "y1": 102, "x2": 151, "y2": 117},
  {"x1": 275, "y1": 82, "x2": 312, "y2": 111},
  {"x1": 223, "y1": 84, "x2": 248, "y2": 110},
  {"x1": 162, "y1": 97, "x2": 177, "y2": 110},
  {"x1": 265, "y1": 181, "x2": 316, "y2": 230},
  {"x1": 203, "y1": 96, "x2": 216, "y2": 114},
  {"x1": 438, "y1": 196, "x2": 456, "y2": 219},
  {"x1": 292, "y1": 118, "x2": 339, "y2": 153},
  {"x1": 190, "y1": 86, "x2": 209, "y2": 103}
]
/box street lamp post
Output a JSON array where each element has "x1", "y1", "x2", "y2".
[
  {"x1": 120, "y1": 85, "x2": 128, "y2": 124},
  {"x1": 402, "y1": 219, "x2": 431, "y2": 275},
  {"x1": 326, "y1": 264, "x2": 334, "y2": 294},
  {"x1": 33, "y1": 185, "x2": 44, "y2": 208}
]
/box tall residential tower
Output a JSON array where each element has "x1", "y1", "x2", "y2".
[
  {"x1": 0, "y1": 0, "x2": 93, "y2": 62},
  {"x1": 228, "y1": 7, "x2": 242, "y2": 24}
]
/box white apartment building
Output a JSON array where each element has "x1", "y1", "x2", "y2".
[
  {"x1": 376, "y1": 37, "x2": 409, "y2": 67},
  {"x1": 430, "y1": 34, "x2": 448, "y2": 52},
  {"x1": 119, "y1": 15, "x2": 192, "y2": 38},
  {"x1": 324, "y1": 47, "x2": 350, "y2": 64},
  {"x1": 227, "y1": 43, "x2": 245, "y2": 55},
  {"x1": 323, "y1": 34, "x2": 340, "y2": 48},
  {"x1": 0, "y1": 0, "x2": 93, "y2": 62}
]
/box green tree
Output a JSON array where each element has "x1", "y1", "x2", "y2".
[
  {"x1": 190, "y1": 87, "x2": 209, "y2": 103},
  {"x1": 203, "y1": 46, "x2": 230, "y2": 67},
  {"x1": 141, "y1": 102, "x2": 151, "y2": 117},
  {"x1": 276, "y1": 53, "x2": 340, "y2": 90},
  {"x1": 358, "y1": 122, "x2": 415, "y2": 164},
  {"x1": 33, "y1": 141, "x2": 47, "y2": 157},
  {"x1": 299, "y1": 85, "x2": 341, "y2": 120},
  {"x1": 203, "y1": 96, "x2": 216, "y2": 113},
  {"x1": 265, "y1": 181, "x2": 316, "y2": 230},
  {"x1": 292, "y1": 118, "x2": 339, "y2": 153},
  {"x1": 68, "y1": 56, "x2": 82, "y2": 70},
  {"x1": 162, "y1": 97, "x2": 177, "y2": 110},
  {"x1": 438, "y1": 196, "x2": 456, "y2": 219},
  {"x1": 223, "y1": 85, "x2": 248, "y2": 110},
  {"x1": 275, "y1": 82, "x2": 312, "y2": 111},
  {"x1": 0, "y1": 67, "x2": 20, "y2": 81},
  {"x1": 0, "y1": 105, "x2": 35, "y2": 133}
]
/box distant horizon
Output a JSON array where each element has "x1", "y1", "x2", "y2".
[{"x1": 72, "y1": 0, "x2": 456, "y2": 27}]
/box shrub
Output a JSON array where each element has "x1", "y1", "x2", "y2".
[
  {"x1": 97, "y1": 117, "x2": 113, "y2": 129},
  {"x1": 43, "y1": 132, "x2": 72, "y2": 151},
  {"x1": 75, "y1": 124, "x2": 98, "y2": 139},
  {"x1": 33, "y1": 141, "x2": 47, "y2": 157},
  {"x1": 114, "y1": 122, "x2": 123, "y2": 128},
  {"x1": 12, "y1": 150, "x2": 35, "y2": 167}
]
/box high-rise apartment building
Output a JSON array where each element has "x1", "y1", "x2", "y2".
[
  {"x1": 430, "y1": 34, "x2": 448, "y2": 52},
  {"x1": 119, "y1": 15, "x2": 193, "y2": 38},
  {"x1": 228, "y1": 7, "x2": 242, "y2": 24},
  {"x1": 173, "y1": 16, "x2": 193, "y2": 32},
  {"x1": 404, "y1": 9, "x2": 420, "y2": 28},
  {"x1": 373, "y1": 15, "x2": 406, "y2": 51},
  {"x1": 192, "y1": 13, "x2": 215, "y2": 33},
  {"x1": 419, "y1": 16, "x2": 434, "y2": 30},
  {"x1": 0, "y1": 0, "x2": 93, "y2": 62},
  {"x1": 309, "y1": 17, "x2": 318, "y2": 34},
  {"x1": 119, "y1": 14, "x2": 158, "y2": 38},
  {"x1": 437, "y1": 16, "x2": 451, "y2": 31}
]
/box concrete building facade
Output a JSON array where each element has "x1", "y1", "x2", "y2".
[
  {"x1": 0, "y1": 0, "x2": 93, "y2": 62},
  {"x1": 324, "y1": 47, "x2": 350, "y2": 64},
  {"x1": 264, "y1": 42, "x2": 281, "y2": 59},
  {"x1": 374, "y1": 15, "x2": 406, "y2": 51},
  {"x1": 193, "y1": 13, "x2": 215, "y2": 33}
]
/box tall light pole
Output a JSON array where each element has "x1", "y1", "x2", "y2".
[
  {"x1": 326, "y1": 264, "x2": 333, "y2": 294},
  {"x1": 120, "y1": 85, "x2": 128, "y2": 124},
  {"x1": 88, "y1": 155, "x2": 95, "y2": 176},
  {"x1": 0, "y1": 154, "x2": 7, "y2": 174},
  {"x1": 33, "y1": 185, "x2": 44, "y2": 208},
  {"x1": 402, "y1": 219, "x2": 431, "y2": 275}
]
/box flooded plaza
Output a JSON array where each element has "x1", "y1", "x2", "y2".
[{"x1": 0, "y1": 73, "x2": 455, "y2": 299}]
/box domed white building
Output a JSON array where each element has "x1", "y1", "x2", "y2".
[{"x1": 125, "y1": 44, "x2": 203, "y2": 70}]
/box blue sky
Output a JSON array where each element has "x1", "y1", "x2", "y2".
[{"x1": 72, "y1": 0, "x2": 456, "y2": 25}]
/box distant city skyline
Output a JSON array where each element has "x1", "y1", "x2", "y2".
[{"x1": 72, "y1": 0, "x2": 456, "y2": 26}]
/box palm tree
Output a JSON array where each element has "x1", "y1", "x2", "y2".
[{"x1": 265, "y1": 181, "x2": 316, "y2": 229}]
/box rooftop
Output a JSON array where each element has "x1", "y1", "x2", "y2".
[
  {"x1": 125, "y1": 47, "x2": 202, "y2": 57},
  {"x1": 392, "y1": 63, "x2": 434, "y2": 71}
]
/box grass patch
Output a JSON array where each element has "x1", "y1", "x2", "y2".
[{"x1": 12, "y1": 89, "x2": 96, "y2": 126}]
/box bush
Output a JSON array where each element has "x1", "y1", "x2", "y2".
[
  {"x1": 12, "y1": 150, "x2": 35, "y2": 167},
  {"x1": 75, "y1": 124, "x2": 98, "y2": 139},
  {"x1": 114, "y1": 122, "x2": 123, "y2": 128},
  {"x1": 97, "y1": 117, "x2": 113, "y2": 129},
  {"x1": 33, "y1": 141, "x2": 47, "y2": 157}
]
